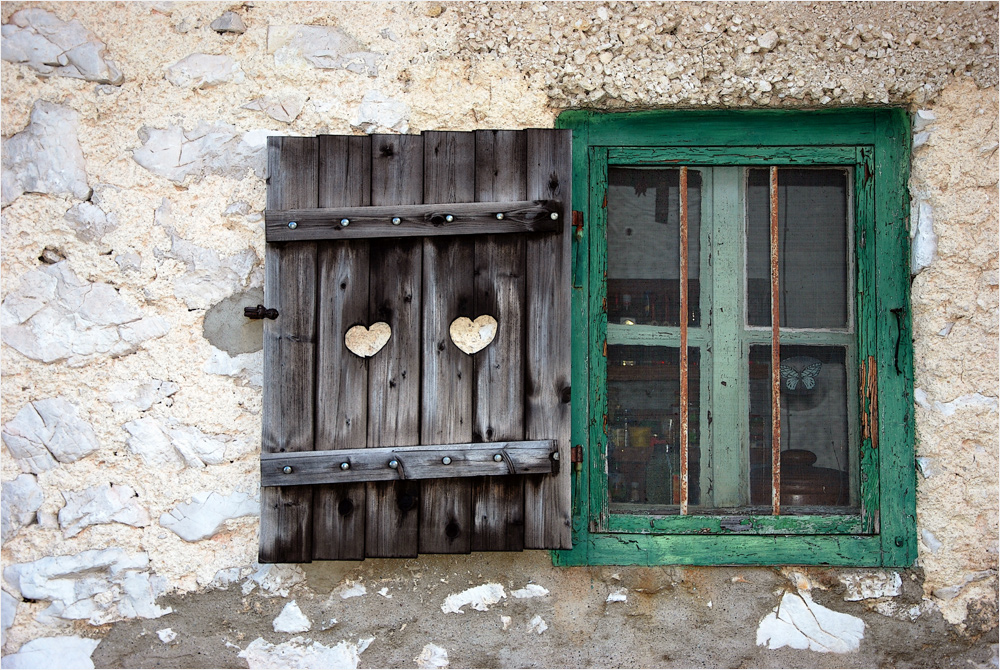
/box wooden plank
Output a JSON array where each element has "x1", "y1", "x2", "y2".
[
  {"x1": 420, "y1": 131, "x2": 476, "y2": 553},
  {"x1": 262, "y1": 441, "x2": 557, "y2": 486},
  {"x1": 312, "y1": 135, "x2": 370, "y2": 561},
  {"x1": 365, "y1": 134, "x2": 423, "y2": 558},
  {"x1": 472, "y1": 129, "x2": 527, "y2": 551},
  {"x1": 259, "y1": 136, "x2": 318, "y2": 564},
  {"x1": 524, "y1": 129, "x2": 573, "y2": 549},
  {"x1": 265, "y1": 200, "x2": 561, "y2": 241}
]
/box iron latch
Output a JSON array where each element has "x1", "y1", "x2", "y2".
[
  {"x1": 244, "y1": 305, "x2": 279, "y2": 320},
  {"x1": 571, "y1": 445, "x2": 584, "y2": 463}
]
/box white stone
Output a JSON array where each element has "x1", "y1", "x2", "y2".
[
  {"x1": 245, "y1": 564, "x2": 305, "y2": 598},
  {"x1": 2, "y1": 474, "x2": 44, "y2": 542},
  {"x1": 441, "y1": 583, "x2": 506, "y2": 614},
  {"x1": 912, "y1": 109, "x2": 936, "y2": 132},
  {"x1": 0, "y1": 262, "x2": 169, "y2": 367},
  {"x1": 210, "y1": 12, "x2": 246, "y2": 34},
  {"x1": 267, "y1": 24, "x2": 382, "y2": 76},
  {"x1": 104, "y1": 379, "x2": 179, "y2": 412},
  {"x1": 154, "y1": 216, "x2": 260, "y2": 310},
  {"x1": 1, "y1": 100, "x2": 90, "y2": 207},
  {"x1": 922, "y1": 529, "x2": 943, "y2": 553},
  {"x1": 415, "y1": 643, "x2": 449, "y2": 669},
  {"x1": 757, "y1": 30, "x2": 779, "y2": 51},
  {"x1": 132, "y1": 123, "x2": 269, "y2": 185},
  {"x1": 239, "y1": 636, "x2": 368, "y2": 670},
  {"x1": 840, "y1": 572, "x2": 902, "y2": 601},
  {"x1": 159, "y1": 490, "x2": 259, "y2": 541},
  {"x1": 64, "y1": 201, "x2": 118, "y2": 243},
  {"x1": 1, "y1": 9, "x2": 123, "y2": 84},
  {"x1": 273, "y1": 600, "x2": 311, "y2": 633},
  {"x1": 1, "y1": 635, "x2": 101, "y2": 669},
  {"x1": 606, "y1": 587, "x2": 627, "y2": 603},
  {"x1": 352, "y1": 91, "x2": 410, "y2": 134},
  {"x1": 2, "y1": 398, "x2": 100, "y2": 474},
  {"x1": 910, "y1": 199, "x2": 937, "y2": 274},
  {"x1": 58, "y1": 483, "x2": 151, "y2": 538},
  {"x1": 123, "y1": 417, "x2": 248, "y2": 470},
  {"x1": 756, "y1": 590, "x2": 865, "y2": 653},
  {"x1": 511, "y1": 584, "x2": 549, "y2": 599},
  {"x1": 2, "y1": 590, "x2": 18, "y2": 647},
  {"x1": 203, "y1": 347, "x2": 263, "y2": 387},
  {"x1": 930, "y1": 393, "x2": 998, "y2": 417},
  {"x1": 2, "y1": 548, "x2": 170, "y2": 625},
  {"x1": 242, "y1": 95, "x2": 306, "y2": 124},
  {"x1": 165, "y1": 53, "x2": 244, "y2": 88},
  {"x1": 528, "y1": 614, "x2": 548, "y2": 635},
  {"x1": 338, "y1": 581, "x2": 367, "y2": 599},
  {"x1": 157, "y1": 628, "x2": 177, "y2": 643}
]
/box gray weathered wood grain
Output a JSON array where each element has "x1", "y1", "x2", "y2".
[
  {"x1": 366, "y1": 134, "x2": 423, "y2": 558},
  {"x1": 313, "y1": 134, "x2": 370, "y2": 560},
  {"x1": 260, "y1": 136, "x2": 318, "y2": 563},
  {"x1": 420, "y1": 131, "x2": 476, "y2": 554},
  {"x1": 524, "y1": 128, "x2": 573, "y2": 550},
  {"x1": 472, "y1": 129, "x2": 528, "y2": 551},
  {"x1": 261, "y1": 441, "x2": 557, "y2": 486}
]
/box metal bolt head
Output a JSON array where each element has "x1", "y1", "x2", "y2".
[
  {"x1": 282, "y1": 466, "x2": 293, "y2": 474},
  {"x1": 388, "y1": 459, "x2": 399, "y2": 469},
  {"x1": 493, "y1": 454, "x2": 503, "y2": 462},
  {"x1": 287, "y1": 221, "x2": 298, "y2": 229},
  {"x1": 340, "y1": 462, "x2": 350, "y2": 470},
  {"x1": 550, "y1": 211, "x2": 559, "y2": 220},
  {"x1": 391, "y1": 217, "x2": 401, "y2": 225},
  {"x1": 495, "y1": 212, "x2": 504, "y2": 220},
  {"x1": 340, "y1": 218, "x2": 350, "y2": 226},
  {"x1": 442, "y1": 456, "x2": 452, "y2": 465},
  {"x1": 552, "y1": 452, "x2": 560, "y2": 461},
  {"x1": 445, "y1": 214, "x2": 454, "y2": 223}
]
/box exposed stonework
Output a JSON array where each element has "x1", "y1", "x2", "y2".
[
  {"x1": 1, "y1": 8, "x2": 122, "y2": 84},
  {"x1": 0, "y1": 1, "x2": 995, "y2": 665},
  {"x1": 1, "y1": 100, "x2": 90, "y2": 207}
]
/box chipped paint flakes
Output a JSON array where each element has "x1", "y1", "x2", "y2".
[
  {"x1": 338, "y1": 581, "x2": 367, "y2": 599},
  {"x1": 415, "y1": 643, "x2": 449, "y2": 669},
  {"x1": 500, "y1": 615, "x2": 512, "y2": 631},
  {"x1": 756, "y1": 590, "x2": 865, "y2": 653},
  {"x1": 528, "y1": 615, "x2": 548, "y2": 635},
  {"x1": 157, "y1": 628, "x2": 177, "y2": 644},
  {"x1": 440, "y1": 583, "x2": 505, "y2": 614},
  {"x1": 511, "y1": 584, "x2": 549, "y2": 599},
  {"x1": 238, "y1": 636, "x2": 371, "y2": 670},
  {"x1": 273, "y1": 600, "x2": 311, "y2": 634},
  {"x1": 606, "y1": 587, "x2": 627, "y2": 603},
  {"x1": 377, "y1": 587, "x2": 392, "y2": 599},
  {"x1": 840, "y1": 572, "x2": 903, "y2": 601}
]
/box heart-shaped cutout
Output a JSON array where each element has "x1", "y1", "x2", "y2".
[
  {"x1": 449, "y1": 315, "x2": 498, "y2": 355},
  {"x1": 345, "y1": 322, "x2": 392, "y2": 358}
]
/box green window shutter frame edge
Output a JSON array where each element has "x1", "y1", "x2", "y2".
[{"x1": 553, "y1": 109, "x2": 915, "y2": 568}]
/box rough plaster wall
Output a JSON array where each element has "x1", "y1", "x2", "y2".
[
  {"x1": 0, "y1": 0, "x2": 997, "y2": 665},
  {"x1": 909, "y1": 79, "x2": 1000, "y2": 629}
]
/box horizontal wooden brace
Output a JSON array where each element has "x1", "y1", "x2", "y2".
[
  {"x1": 266, "y1": 200, "x2": 563, "y2": 242},
  {"x1": 261, "y1": 440, "x2": 558, "y2": 487}
]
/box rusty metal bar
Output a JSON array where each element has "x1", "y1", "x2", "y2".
[
  {"x1": 679, "y1": 166, "x2": 690, "y2": 515},
  {"x1": 769, "y1": 166, "x2": 781, "y2": 516}
]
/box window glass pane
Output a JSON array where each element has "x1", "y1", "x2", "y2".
[
  {"x1": 607, "y1": 168, "x2": 701, "y2": 327},
  {"x1": 746, "y1": 169, "x2": 850, "y2": 329},
  {"x1": 607, "y1": 345, "x2": 701, "y2": 511},
  {"x1": 748, "y1": 344, "x2": 855, "y2": 511}
]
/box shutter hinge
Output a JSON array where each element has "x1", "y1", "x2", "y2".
[
  {"x1": 244, "y1": 305, "x2": 279, "y2": 320},
  {"x1": 571, "y1": 445, "x2": 584, "y2": 463},
  {"x1": 572, "y1": 210, "x2": 584, "y2": 241}
]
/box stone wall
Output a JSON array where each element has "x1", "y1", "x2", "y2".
[{"x1": 1, "y1": 2, "x2": 996, "y2": 667}]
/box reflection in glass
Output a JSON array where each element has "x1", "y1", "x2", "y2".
[
  {"x1": 607, "y1": 346, "x2": 700, "y2": 511},
  {"x1": 607, "y1": 168, "x2": 701, "y2": 327},
  {"x1": 748, "y1": 345, "x2": 855, "y2": 511},
  {"x1": 746, "y1": 169, "x2": 851, "y2": 329}
]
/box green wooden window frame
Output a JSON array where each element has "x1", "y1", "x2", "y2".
[{"x1": 554, "y1": 109, "x2": 916, "y2": 567}]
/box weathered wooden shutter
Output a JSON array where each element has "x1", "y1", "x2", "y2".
[{"x1": 259, "y1": 130, "x2": 572, "y2": 562}]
